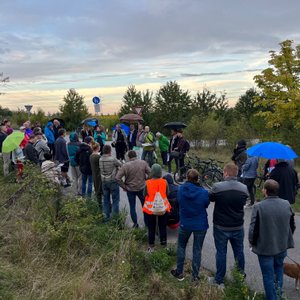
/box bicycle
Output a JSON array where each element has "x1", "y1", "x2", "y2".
[{"x1": 173, "y1": 155, "x2": 194, "y2": 184}]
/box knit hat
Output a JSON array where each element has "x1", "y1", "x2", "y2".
[{"x1": 151, "y1": 163, "x2": 162, "y2": 178}]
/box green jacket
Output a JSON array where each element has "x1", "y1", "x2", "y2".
[{"x1": 158, "y1": 135, "x2": 170, "y2": 152}]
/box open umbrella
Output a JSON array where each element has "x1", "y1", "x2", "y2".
[
  {"x1": 120, "y1": 113, "x2": 143, "y2": 123},
  {"x1": 246, "y1": 142, "x2": 298, "y2": 160},
  {"x1": 112, "y1": 123, "x2": 130, "y2": 135},
  {"x1": 163, "y1": 122, "x2": 187, "y2": 130},
  {"x1": 2, "y1": 131, "x2": 25, "y2": 153},
  {"x1": 81, "y1": 118, "x2": 99, "y2": 127}
]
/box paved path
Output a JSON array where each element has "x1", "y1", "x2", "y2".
[
  {"x1": 65, "y1": 138, "x2": 299, "y2": 299},
  {"x1": 119, "y1": 184, "x2": 300, "y2": 300}
]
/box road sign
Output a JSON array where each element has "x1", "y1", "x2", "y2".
[
  {"x1": 92, "y1": 96, "x2": 100, "y2": 104},
  {"x1": 134, "y1": 106, "x2": 143, "y2": 115},
  {"x1": 94, "y1": 103, "x2": 101, "y2": 113}
]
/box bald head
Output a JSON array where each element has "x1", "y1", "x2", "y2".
[{"x1": 263, "y1": 179, "x2": 279, "y2": 197}]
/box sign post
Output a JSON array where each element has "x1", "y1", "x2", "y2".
[
  {"x1": 92, "y1": 97, "x2": 101, "y2": 115},
  {"x1": 134, "y1": 106, "x2": 143, "y2": 115}
]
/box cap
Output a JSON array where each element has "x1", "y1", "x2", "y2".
[{"x1": 19, "y1": 126, "x2": 26, "y2": 130}]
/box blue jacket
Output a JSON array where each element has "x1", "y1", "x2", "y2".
[
  {"x1": 242, "y1": 156, "x2": 259, "y2": 178},
  {"x1": 178, "y1": 182, "x2": 209, "y2": 231},
  {"x1": 44, "y1": 122, "x2": 55, "y2": 144}
]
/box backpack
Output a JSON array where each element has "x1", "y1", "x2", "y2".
[{"x1": 185, "y1": 140, "x2": 190, "y2": 152}]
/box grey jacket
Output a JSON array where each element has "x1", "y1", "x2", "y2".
[
  {"x1": 248, "y1": 196, "x2": 295, "y2": 256},
  {"x1": 115, "y1": 158, "x2": 151, "y2": 191},
  {"x1": 99, "y1": 154, "x2": 122, "y2": 182},
  {"x1": 34, "y1": 139, "x2": 50, "y2": 161},
  {"x1": 241, "y1": 156, "x2": 259, "y2": 179}
]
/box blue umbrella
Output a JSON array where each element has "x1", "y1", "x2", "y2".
[
  {"x1": 112, "y1": 123, "x2": 130, "y2": 136},
  {"x1": 246, "y1": 142, "x2": 298, "y2": 160}
]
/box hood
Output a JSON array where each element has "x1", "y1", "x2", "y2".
[
  {"x1": 47, "y1": 121, "x2": 53, "y2": 127},
  {"x1": 181, "y1": 182, "x2": 203, "y2": 200},
  {"x1": 237, "y1": 139, "x2": 247, "y2": 148},
  {"x1": 70, "y1": 132, "x2": 79, "y2": 142},
  {"x1": 163, "y1": 173, "x2": 174, "y2": 185},
  {"x1": 79, "y1": 143, "x2": 91, "y2": 152}
]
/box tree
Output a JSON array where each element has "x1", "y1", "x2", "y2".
[
  {"x1": 153, "y1": 81, "x2": 192, "y2": 131},
  {"x1": 30, "y1": 108, "x2": 48, "y2": 126},
  {"x1": 254, "y1": 40, "x2": 300, "y2": 130},
  {"x1": 119, "y1": 85, "x2": 153, "y2": 125},
  {"x1": 192, "y1": 89, "x2": 228, "y2": 120},
  {"x1": 0, "y1": 105, "x2": 12, "y2": 119},
  {"x1": 60, "y1": 89, "x2": 89, "y2": 130},
  {"x1": 0, "y1": 73, "x2": 9, "y2": 95}
]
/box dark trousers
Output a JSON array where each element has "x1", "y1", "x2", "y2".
[
  {"x1": 115, "y1": 141, "x2": 126, "y2": 160},
  {"x1": 48, "y1": 143, "x2": 55, "y2": 158},
  {"x1": 127, "y1": 190, "x2": 146, "y2": 226},
  {"x1": 161, "y1": 151, "x2": 168, "y2": 165},
  {"x1": 168, "y1": 155, "x2": 178, "y2": 173},
  {"x1": 242, "y1": 178, "x2": 256, "y2": 205},
  {"x1": 146, "y1": 213, "x2": 168, "y2": 246}
]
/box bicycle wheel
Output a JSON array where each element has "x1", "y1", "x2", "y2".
[
  {"x1": 202, "y1": 170, "x2": 223, "y2": 189},
  {"x1": 173, "y1": 165, "x2": 191, "y2": 184}
]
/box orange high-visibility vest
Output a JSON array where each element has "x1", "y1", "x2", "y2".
[{"x1": 143, "y1": 178, "x2": 171, "y2": 215}]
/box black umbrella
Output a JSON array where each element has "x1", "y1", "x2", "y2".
[{"x1": 163, "y1": 122, "x2": 187, "y2": 130}]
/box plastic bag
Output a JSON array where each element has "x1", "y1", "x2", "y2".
[{"x1": 152, "y1": 192, "x2": 166, "y2": 215}]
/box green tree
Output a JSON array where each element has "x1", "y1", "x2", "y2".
[
  {"x1": 119, "y1": 85, "x2": 153, "y2": 125},
  {"x1": 60, "y1": 89, "x2": 89, "y2": 130},
  {"x1": 234, "y1": 88, "x2": 261, "y2": 120},
  {"x1": 153, "y1": 81, "x2": 192, "y2": 131},
  {"x1": 30, "y1": 108, "x2": 48, "y2": 126},
  {"x1": 0, "y1": 106, "x2": 12, "y2": 119},
  {"x1": 254, "y1": 40, "x2": 300, "y2": 132}
]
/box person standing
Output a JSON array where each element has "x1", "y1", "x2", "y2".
[
  {"x1": 231, "y1": 139, "x2": 247, "y2": 177},
  {"x1": 143, "y1": 164, "x2": 171, "y2": 251},
  {"x1": 156, "y1": 132, "x2": 170, "y2": 167},
  {"x1": 208, "y1": 163, "x2": 249, "y2": 287},
  {"x1": 136, "y1": 124, "x2": 144, "y2": 159},
  {"x1": 249, "y1": 179, "x2": 295, "y2": 300},
  {"x1": 141, "y1": 126, "x2": 156, "y2": 167},
  {"x1": 241, "y1": 155, "x2": 259, "y2": 207},
  {"x1": 23, "y1": 121, "x2": 33, "y2": 137},
  {"x1": 55, "y1": 128, "x2": 70, "y2": 187},
  {"x1": 52, "y1": 119, "x2": 62, "y2": 140},
  {"x1": 81, "y1": 124, "x2": 93, "y2": 142},
  {"x1": 99, "y1": 145, "x2": 122, "y2": 220},
  {"x1": 127, "y1": 124, "x2": 137, "y2": 150},
  {"x1": 44, "y1": 121, "x2": 55, "y2": 157},
  {"x1": 173, "y1": 129, "x2": 189, "y2": 180},
  {"x1": 34, "y1": 131, "x2": 50, "y2": 164},
  {"x1": 112, "y1": 124, "x2": 127, "y2": 161},
  {"x1": 171, "y1": 169, "x2": 209, "y2": 282},
  {"x1": 67, "y1": 133, "x2": 82, "y2": 195},
  {"x1": 75, "y1": 137, "x2": 93, "y2": 198},
  {"x1": 270, "y1": 160, "x2": 299, "y2": 204},
  {"x1": 0, "y1": 123, "x2": 10, "y2": 176},
  {"x1": 24, "y1": 134, "x2": 39, "y2": 165},
  {"x1": 90, "y1": 142, "x2": 102, "y2": 208},
  {"x1": 168, "y1": 129, "x2": 179, "y2": 173},
  {"x1": 94, "y1": 125, "x2": 105, "y2": 153},
  {"x1": 116, "y1": 150, "x2": 151, "y2": 228}
]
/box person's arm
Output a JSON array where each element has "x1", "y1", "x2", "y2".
[
  {"x1": 242, "y1": 157, "x2": 251, "y2": 172},
  {"x1": 43, "y1": 142, "x2": 50, "y2": 153},
  {"x1": 290, "y1": 208, "x2": 296, "y2": 234},
  {"x1": 114, "y1": 158, "x2": 122, "y2": 168},
  {"x1": 208, "y1": 184, "x2": 217, "y2": 202},
  {"x1": 115, "y1": 167, "x2": 126, "y2": 190},
  {"x1": 145, "y1": 164, "x2": 151, "y2": 177},
  {"x1": 248, "y1": 205, "x2": 259, "y2": 246}
]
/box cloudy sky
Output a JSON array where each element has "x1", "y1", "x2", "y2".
[{"x1": 0, "y1": 0, "x2": 299, "y2": 114}]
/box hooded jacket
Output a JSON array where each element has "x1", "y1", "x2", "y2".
[
  {"x1": 177, "y1": 182, "x2": 209, "y2": 231},
  {"x1": 75, "y1": 143, "x2": 92, "y2": 175},
  {"x1": 44, "y1": 122, "x2": 55, "y2": 144},
  {"x1": 67, "y1": 133, "x2": 81, "y2": 167}
]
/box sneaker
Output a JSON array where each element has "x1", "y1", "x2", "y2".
[
  {"x1": 147, "y1": 246, "x2": 154, "y2": 254},
  {"x1": 208, "y1": 277, "x2": 225, "y2": 289},
  {"x1": 191, "y1": 276, "x2": 200, "y2": 284},
  {"x1": 132, "y1": 223, "x2": 139, "y2": 229},
  {"x1": 171, "y1": 269, "x2": 185, "y2": 281}
]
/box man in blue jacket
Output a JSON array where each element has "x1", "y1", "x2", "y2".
[
  {"x1": 171, "y1": 169, "x2": 209, "y2": 282},
  {"x1": 44, "y1": 121, "x2": 55, "y2": 158}
]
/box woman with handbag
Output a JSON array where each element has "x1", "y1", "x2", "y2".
[{"x1": 143, "y1": 164, "x2": 171, "y2": 252}]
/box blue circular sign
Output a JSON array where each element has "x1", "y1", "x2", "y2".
[{"x1": 92, "y1": 96, "x2": 100, "y2": 104}]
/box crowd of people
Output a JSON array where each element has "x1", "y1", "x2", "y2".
[{"x1": 0, "y1": 119, "x2": 298, "y2": 300}]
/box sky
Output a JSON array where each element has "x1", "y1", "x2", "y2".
[{"x1": 0, "y1": 0, "x2": 300, "y2": 115}]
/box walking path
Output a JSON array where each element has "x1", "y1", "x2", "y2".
[{"x1": 119, "y1": 182, "x2": 300, "y2": 300}]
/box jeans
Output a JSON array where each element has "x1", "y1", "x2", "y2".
[
  {"x1": 82, "y1": 174, "x2": 92, "y2": 197},
  {"x1": 71, "y1": 166, "x2": 82, "y2": 195},
  {"x1": 258, "y1": 251, "x2": 286, "y2": 300},
  {"x1": 241, "y1": 177, "x2": 256, "y2": 205},
  {"x1": 213, "y1": 226, "x2": 245, "y2": 284},
  {"x1": 142, "y1": 150, "x2": 153, "y2": 167},
  {"x1": 146, "y1": 213, "x2": 167, "y2": 246},
  {"x1": 127, "y1": 190, "x2": 145, "y2": 226},
  {"x1": 176, "y1": 227, "x2": 207, "y2": 278},
  {"x1": 102, "y1": 181, "x2": 120, "y2": 219}
]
